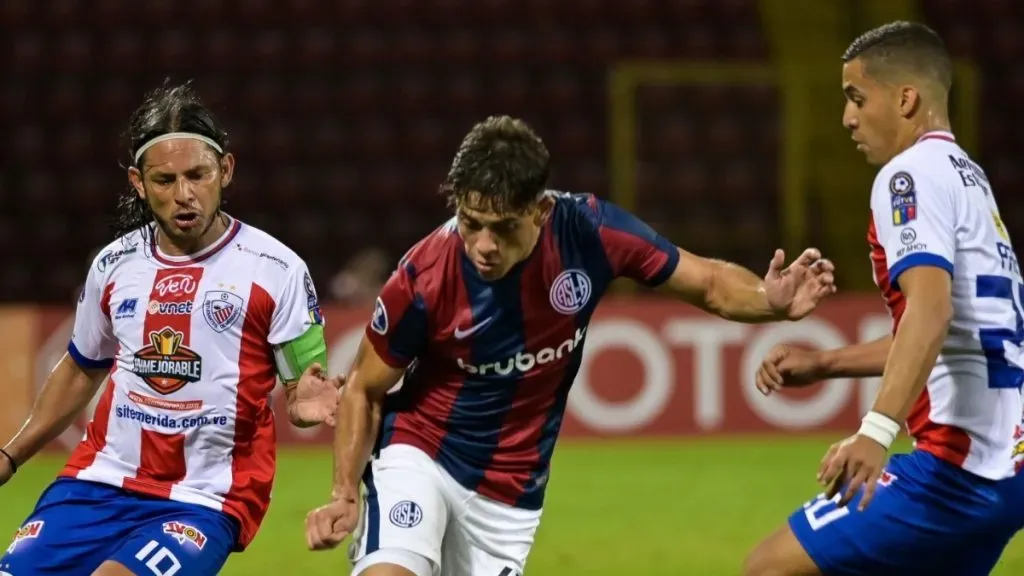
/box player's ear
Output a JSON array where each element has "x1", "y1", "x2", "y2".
[
  {"x1": 898, "y1": 85, "x2": 920, "y2": 119},
  {"x1": 534, "y1": 195, "x2": 555, "y2": 224},
  {"x1": 219, "y1": 152, "x2": 236, "y2": 188},
  {"x1": 128, "y1": 167, "x2": 146, "y2": 199}
]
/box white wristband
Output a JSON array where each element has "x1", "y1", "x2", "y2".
[{"x1": 857, "y1": 411, "x2": 902, "y2": 450}]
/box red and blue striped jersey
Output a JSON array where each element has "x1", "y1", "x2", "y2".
[{"x1": 364, "y1": 192, "x2": 679, "y2": 509}]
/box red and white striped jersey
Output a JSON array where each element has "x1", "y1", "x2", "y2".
[
  {"x1": 63, "y1": 216, "x2": 323, "y2": 548},
  {"x1": 867, "y1": 131, "x2": 1023, "y2": 481}
]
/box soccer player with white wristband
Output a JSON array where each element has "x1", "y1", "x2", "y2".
[{"x1": 744, "y1": 21, "x2": 1024, "y2": 576}]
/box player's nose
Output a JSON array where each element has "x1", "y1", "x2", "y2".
[
  {"x1": 842, "y1": 109, "x2": 858, "y2": 130},
  {"x1": 475, "y1": 230, "x2": 499, "y2": 255},
  {"x1": 172, "y1": 179, "x2": 199, "y2": 204}
]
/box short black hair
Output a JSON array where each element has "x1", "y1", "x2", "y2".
[
  {"x1": 842, "y1": 21, "x2": 952, "y2": 90},
  {"x1": 440, "y1": 115, "x2": 550, "y2": 214},
  {"x1": 115, "y1": 80, "x2": 229, "y2": 237}
]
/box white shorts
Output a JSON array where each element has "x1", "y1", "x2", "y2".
[{"x1": 349, "y1": 444, "x2": 542, "y2": 576}]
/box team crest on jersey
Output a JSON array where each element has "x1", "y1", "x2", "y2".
[
  {"x1": 371, "y1": 297, "x2": 388, "y2": 335},
  {"x1": 162, "y1": 521, "x2": 207, "y2": 550},
  {"x1": 549, "y1": 269, "x2": 592, "y2": 314},
  {"x1": 202, "y1": 290, "x2": 244, "y2": 332},
  {"x1": 6, "y1": 521, "x2": 43, "y2": 554},
  {"x1": 132, "y1": 328, "x2": 203, "y2": 394},
  {"x1": 888, "y1": 171, "x2": 917, "y2": 226}
]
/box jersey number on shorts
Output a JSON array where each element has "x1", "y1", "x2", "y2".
[
  {"x1": 135, "y1": 540, "x2": 181, "y2": 576},
  {"x1": 976, "y1": 275, "x2": 1024, "y2": 390},
  {"x1": 802, "y1": 492, "x2": 850, "y2": 531}
]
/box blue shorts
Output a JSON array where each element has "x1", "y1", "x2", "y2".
[
  {"x1": 789, "y1": 450, "x2": 1015, "y2": 576},
  {"x1": 1, "y1": 477, "x2": 238, "y2": 575}
]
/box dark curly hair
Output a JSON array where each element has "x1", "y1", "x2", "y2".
[
  {"x1": 440, "y1": 115, "x2": 550, "y2": 214},
  {"x1": 114, "y1": 80, "x2": 229, "y2": 238}
]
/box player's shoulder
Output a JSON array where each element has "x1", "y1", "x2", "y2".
[
  {"x1": 546, "y1": 190, "x2": 605, "y2": 233},
  {"x1": 874, "y1": 135, "x2": 962, "y2": 194},
  {"x1": 396, "y1": 218, "x2": 462, "y2": 281},
  {"x1": 231, "y1": 220, "x2": 306, "y2": 277},
  {"x1": 90, "y1": 228, "x2": 147, "y2": 280}
]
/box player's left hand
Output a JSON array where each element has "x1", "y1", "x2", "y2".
[
  {"x1": 818, "y1": 434, "x2": 888, "y2": 511},
  {"x1": 286, "y1": 363, "x2": 345, "y2": 428},
  {"x1": 763, "y1": 248, "x2": 837, "y2": 320}
]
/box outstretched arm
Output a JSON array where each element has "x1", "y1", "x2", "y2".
[
  {"x1": 662, "y1": 247, "x2": 835, "y2": 323},
  {"x1": 663, "y1": 249, "x2": 777, "y2": 322},
  {"x1": 817, "y1": 335, "x2": 892, "y2": 378},
  {"x1": 583, "y1": 194, "x2": 834, "y2": 323},
  {"x1": 756, "y1": 335, "x2": 893, "y2": 395},
  {"x1": 3, "y1": 354, "x2": 108, "y2": 472}
]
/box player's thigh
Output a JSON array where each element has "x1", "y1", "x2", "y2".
[
  {"x1": 743, "y1": 522, "x2": 822, "y2": 576},
  {"x1": 105, "y1": 505, "x2": 237, "y2": 576},
  {"x1": 1, "y1": 478, "x2": 136, "y2": 574},
  {"x1": 351, "y1": 548, "x2": 433, "y2": 576},
  {"x1": 440, "y1": 492, "x2": 540, "y2": 576},
  {"x1": 349, "y1": 445, "x2": 450, "y2": 572},
  {"x1": 787, "y1": 453, "x2": 1005, "y2": 576}
]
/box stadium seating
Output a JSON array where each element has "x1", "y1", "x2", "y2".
[{"x1": 13, "y1": 1, "x2": 1018, "y2": 301}]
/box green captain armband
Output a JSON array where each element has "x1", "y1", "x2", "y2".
[{"x1": 273, "y1": 324, "x2": 328, "y2": 383}]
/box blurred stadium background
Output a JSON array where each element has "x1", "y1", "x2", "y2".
[{"x1": 2, "y1": 0, "x2": 1023, "y2": 574}]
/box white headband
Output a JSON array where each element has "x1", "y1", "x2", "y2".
[{"x1": 133, "y1": 132, "x2": 224, "y2": 164}]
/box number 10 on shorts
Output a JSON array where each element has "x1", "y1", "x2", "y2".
[
  {"x1": 135, "y1": 540, "x2": 182, "y2": 576},
  {"x1": 802, "y1": 493, "x2": 851, "y2": 531}
]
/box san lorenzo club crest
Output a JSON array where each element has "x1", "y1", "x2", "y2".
[
  {"x1": 203, "y1": 291, "x2": 244, "y2": 332},
  {"x1": 549, "y1": 269, "x2": 592, "y2": 315}
]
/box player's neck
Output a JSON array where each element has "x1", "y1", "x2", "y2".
[
  {"x1": 155, "y1": 213, "x2": 230, "y2": 257},
  {"x1": 897, "y1": 113, "x2": 952, "y2": 156}
]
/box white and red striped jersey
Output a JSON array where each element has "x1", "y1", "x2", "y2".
[
  {"x1": 64, "y1": 216, "x2": 323, "y2": 548},
  {"x1": 868, "y1": 131, "x2": 1023, "y2": 480}
]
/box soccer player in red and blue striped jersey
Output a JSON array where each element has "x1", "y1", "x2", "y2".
[{"x1": 306, "y1": 116, "x2": 837, "y2": 576}]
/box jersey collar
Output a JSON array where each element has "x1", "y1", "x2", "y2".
[
  {"x1": 151, "y1": 215, "x2": 242, "y2": 267},
  {"x1": 916, "y1": 130, "x2": 956, "y2": 144}
]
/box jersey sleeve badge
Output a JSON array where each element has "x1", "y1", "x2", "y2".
[
  {"x1": 371, "y1": 297, "x2": 389, "y2": 335},
  {"x1": 889, "y1": 171, "x2": 917, "y2": 226}
]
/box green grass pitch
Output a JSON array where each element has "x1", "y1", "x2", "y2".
[{"x1": 3, "y1": 437, "x2": 1022, "y2": 575}]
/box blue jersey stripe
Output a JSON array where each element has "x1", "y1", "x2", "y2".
[
  {"x1": 514, "y1": 200, "x2": 608, "y2": 508},
  {"x1": 435, "y1": 253, "x2": 527, "y2": 492}
]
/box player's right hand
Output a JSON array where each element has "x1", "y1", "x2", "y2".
[
  {"x1": 755, "y1": 344, "x2": 825, "y2": 395},
  {"x1": 305, "y1": 496, "x2": 358, "y2": 551}
]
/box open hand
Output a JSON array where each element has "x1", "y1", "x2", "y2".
[
  {"x1": 286, "y1": 363, "x2": 345, "y2": 427},
  {"x1": 819, "y1": 434, "x2": 888, "y2": 511},
  {"x1": 763, "y1": 248, "x2": 837, "y2": 320}
]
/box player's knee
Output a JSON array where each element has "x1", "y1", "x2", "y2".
[
  {"x1": 742, "y1": 526, "x2": 821, "y2": 576},
  {"x1": 91, "y1": 560, "x2": 137, "y2": 576},
  {"x1": 742, "y1": 541, "x2": 778, "y2": 576},
  {"x1": 353, "y1": 548, "x2": 434, "y2": 576}
]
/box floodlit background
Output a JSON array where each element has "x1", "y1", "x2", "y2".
[{"x1": 1, "y1": 0, "x2": 1022, "y2": 574}]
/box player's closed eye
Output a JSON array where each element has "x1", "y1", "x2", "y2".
[
  {"x1": 492, "y1": 221, "x2": 518, "y2": 234},
  {"x1": 460, "y1": 217, "x2": 483, "y2": 231}
]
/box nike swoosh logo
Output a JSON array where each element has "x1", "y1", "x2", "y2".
[{"x1": 454, "y1": 317, "x2": 494, "y2": 339}]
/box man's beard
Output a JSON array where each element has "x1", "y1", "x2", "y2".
[{"x1": 150, "y1": 200, "x2": 223, "y2": 249}]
